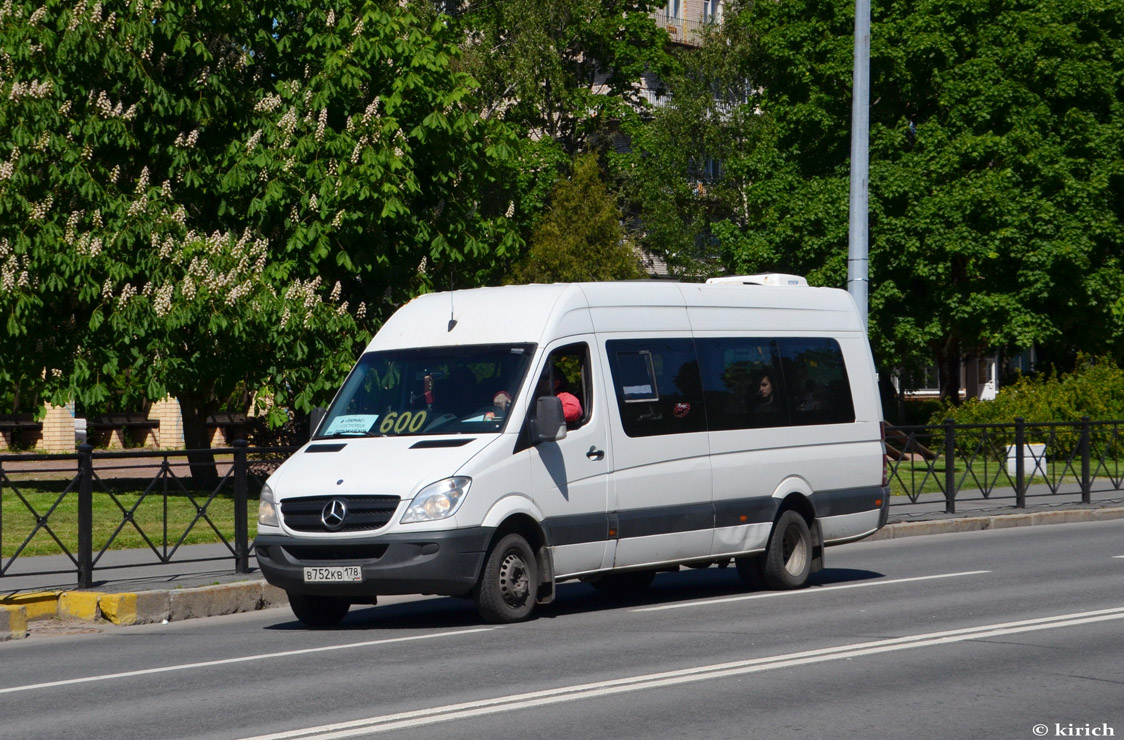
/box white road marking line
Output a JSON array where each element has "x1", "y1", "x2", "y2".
[
  {"x1": 0, "y1": 628, "x2": 494, "y2": 695},
  {"x1": 632, "y1": 570, "x2": 992, "y2": 612},
  {"x1": 240, "y1": 606, "x2": 1124, "y2": 740}
]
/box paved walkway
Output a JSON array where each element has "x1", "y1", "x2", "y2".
[{"x1": 1, "y1": 542, "x2": 257, "y2": 596}]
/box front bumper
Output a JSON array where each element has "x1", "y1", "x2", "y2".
[{"x1": 254, "y1": 527, "x2": 494, "y2": 600}]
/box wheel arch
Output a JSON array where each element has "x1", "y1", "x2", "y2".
[
  {"x1": 483, "y1": 507, "x2": 556, "y2": 605},
  {"x1": 771, "y1": 479, "x2": 824, "y2": 574}
]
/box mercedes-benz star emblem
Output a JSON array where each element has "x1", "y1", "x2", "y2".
[{"x1": 321, "y1": 499, "x2": 348, "y2": 530}]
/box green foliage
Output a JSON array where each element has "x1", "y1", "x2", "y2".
[
  {"x1": 0, "y1": 0, "x2": 523, "y2": 443},
  {"x1": 868, "y1": 0, "x2": 1124, "y2": 385},
  {"x1": 451, "y1": 0, "x2": 674, "y2": 157},
  {"x1": 622, "y1": 0, "x2": 1124, "y2": 389},
  {"x1": 614, "y1": 17, "x2": 760, "y2": 278},
  {"x1": 930, "y1": 357, "x2": 1124, "y2": 425},
  {"x1": 449, "y1": 0, "x2": 676, "y2": 261},
  {"x1": 508, "y1": 153, "x2": 645, "y2": 283},
  {"x1": 889, "y1": 397, "x2": 944, "y2": 426}
]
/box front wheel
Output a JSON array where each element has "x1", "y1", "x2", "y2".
[
  {"x1": 474, "y1": 533, "x2": 538, "y2": 623},
  {"x1": 287, "y1": 592, "x2": 351, "y2": 628},
  {"x1": 760, "y1": 510, "x2": 813, "y2": 590}
]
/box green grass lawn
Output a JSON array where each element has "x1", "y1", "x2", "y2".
[
  {"x1": 887, "y1": 456, "x2": 1124, "y2": 498},
  {"x1": 2, "y1": 479, "x2": 258, "y2": 559}
]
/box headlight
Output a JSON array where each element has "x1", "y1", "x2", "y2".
[
  {"x1": 401, "y1": 477, "x2": 471, "y2": 524},
  {"x1": 258, "y1": 483, "x2": 280, "y2": 527}
]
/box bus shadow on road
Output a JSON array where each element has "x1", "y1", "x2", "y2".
[{"x1": 263, "y1": 564, "x2": 886, "y2": 631}]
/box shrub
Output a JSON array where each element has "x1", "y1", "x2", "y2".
[{"x1": 928, "y1": 356, "x2": 1124, "y2": 427}]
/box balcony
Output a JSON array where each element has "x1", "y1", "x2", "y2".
[{"x1": 652, "y1": 10, "x2": 711, "y2": 47}]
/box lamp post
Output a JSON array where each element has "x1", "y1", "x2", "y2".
[{"x1": 847, "y1": 0, "x2": 871, "y2": 332}]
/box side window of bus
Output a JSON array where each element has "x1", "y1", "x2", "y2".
[
  {"x1": 606, "y1": 339, "x2": 705, "y2": 437},
  {"x1": 535, "y1": 343, "x2": 592, "y2": 429},
  {"x1": 695, "y1": 339, "x2": 787, "y2": 429},
  {"x1": 776, "y1": 338, "x2": 855, "y2": 425}
]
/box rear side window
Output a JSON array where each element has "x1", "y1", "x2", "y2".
[
  {"x1": 606, "y1": 336, "x2": 856, "y2": 436},
  {"x1": 777, "y1": 338, "x2": 855, "y2": 425},
  {"x1": 606, "y1": 339, "x2": 706, "y2": 437}
]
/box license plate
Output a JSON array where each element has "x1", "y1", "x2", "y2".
[{"x1": 303, "y1": 566, "x2": 363, "y2": 583}]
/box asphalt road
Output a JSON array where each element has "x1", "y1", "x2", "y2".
[{"x1": 2, "y1": 519, "x2": 1122, "y2": 740}]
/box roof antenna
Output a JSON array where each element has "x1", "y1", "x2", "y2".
[{"x1": 447, "y1": 290, "x2": 457, "y2": 332}]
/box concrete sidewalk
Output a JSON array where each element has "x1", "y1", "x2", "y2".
[{"x1": 3, "y1": 489, "x2": 1124, "y2": 641}]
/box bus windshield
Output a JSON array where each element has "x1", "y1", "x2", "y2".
[{"x1": 316, "y1": 344, "x2": 535, "y2": 438}]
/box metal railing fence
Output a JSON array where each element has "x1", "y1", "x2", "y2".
[
  {"x1": 885, "y1": 417, "x2": 1124, "y2": 513},
  {"x1": 1, "y1": 441, "x2": 298, "y2": 588}
]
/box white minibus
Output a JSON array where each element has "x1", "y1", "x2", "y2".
[{"x1": 255, "y1": 276, "x2": 889, "y2": 626}]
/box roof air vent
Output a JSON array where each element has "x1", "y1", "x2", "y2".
[{"x1": 706, "y1": 273, "x2": 809, "y2": 287}]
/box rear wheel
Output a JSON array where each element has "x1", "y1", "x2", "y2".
[
  {"x1": 474, "y1": 533, "x2": 538, "y2": 623},
  {"x1": 287, "y1": 592, "x2": 351, "y2": 628},
  {"x1": 760, "y1": 510, "x2": 813, "y2": 589}
]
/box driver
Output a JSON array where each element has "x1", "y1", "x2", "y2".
[{"x1": 492, "y1": 390, "x2": 513, "y2": 416}]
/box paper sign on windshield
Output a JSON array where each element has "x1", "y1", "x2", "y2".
[{"x1": 322, "y1": 414, "x2": 379, "y2": 436}]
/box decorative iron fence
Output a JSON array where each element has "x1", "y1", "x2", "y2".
[
  {"x1": 885, "y1": 417, "x2": 1124, "y2": 513},
  {"x1": 0, "y1": 441, "x2": 298, "y2": 587},
  {"x1": 4, "y1": 419, "x2": 1123, "y2": 587}
]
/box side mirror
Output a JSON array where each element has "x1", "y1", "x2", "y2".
[{"x1": 531, "y1": 396, "x2": 567, "y2": 443}]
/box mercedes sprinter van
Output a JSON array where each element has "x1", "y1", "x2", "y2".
[{"x1": 254, "y1": 277, "x2": 889, "y2": 625}]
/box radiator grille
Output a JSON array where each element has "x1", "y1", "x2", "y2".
[{"x1": 280, "y1": 495, "x2": 400, "y2": 533}]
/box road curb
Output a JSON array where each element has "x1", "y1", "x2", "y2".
[
  {"x1": 0, "y1": 581, "x2": 289, "y2": 636},
  {"x1": 1, "y1": 591, "x2": 62, "y2": 621},
  {"x1": 58, "y1": 591, "x2": 101, "y2": 621},
  {"x1": 1, "y1": 604, "x2": 28, "y2": 641},
  {"x1": 872, "y1": 505, "x2": 1124, "y2": 541}
]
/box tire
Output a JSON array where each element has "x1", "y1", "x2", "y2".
[
  {"x1": 288, "y1": 592, "x2": 351, "y2": 628},
  {"x1": 588, "y1": 569, "x2": 656, "y2": 597},
  {"x1": 474, "y1": 533, "x2": 538, "y2": 624},
  {"x1": 760, "y1": 509, "x2": 813, "y2": 590}
]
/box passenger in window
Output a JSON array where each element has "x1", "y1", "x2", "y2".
[
  {"x1": 535, "y1": 350, "x2": 587, "y2": 427},
  {"x1": 756, "y1": 374, "x2": 779, "y2": 413},
  {"x1": 554, "y1": 377, "x2": 583, "y2": 425}
]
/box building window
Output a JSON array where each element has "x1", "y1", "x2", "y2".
[{"x1": 703, "y1": 0, "x2": 722, "y2": 24}]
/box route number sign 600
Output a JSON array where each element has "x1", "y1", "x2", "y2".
[{"x1": 379, "y1": 410, "x2": 428, "y2": 434}]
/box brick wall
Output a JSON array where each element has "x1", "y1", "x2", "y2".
[
  {"x1": 149, "y1": 397, "x2": 185, "y2": 450},
  {"x1": 41, "y1": 403, "x2": 76, "y2": 453}
]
